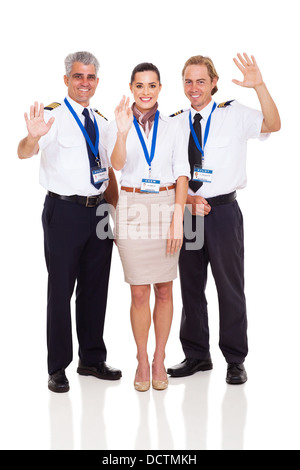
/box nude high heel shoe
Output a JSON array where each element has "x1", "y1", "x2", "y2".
[
  {"x1": 134, "y1": 380, "x2": 151, "y2": 392},
  {"x1": 152, "y1": 360, "x2": 168, "y2": 390},
  {"x1": 152, "y1": 377, "x2": 168, "y2": 391},
  {"x1": 134, "y1": 367, "x2": 150, "y2": 392}
]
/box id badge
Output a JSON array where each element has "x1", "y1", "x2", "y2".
[
  {"x1": 193, "y1": 166, "x2": 213, "y2": 183},
  {"x1": 92, "y1": 167, "x2": 109, "y2": 184},
  {"x1": 141, "y1": 178, "x2": 161, "y2": 193}
]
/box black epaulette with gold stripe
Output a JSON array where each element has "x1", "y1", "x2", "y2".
[
  {"x1": 44, "y1": 102, "x2": 61, "y2": 111},
  {"x1": 217, "y1": 100, "x2": 234, "y2": 108},
  {"x1": 94, "y1": 109, "x2": 108, "y2": 121},
  {"x1": 170, "y1": 109, "x2": 184, "y2": 117}
]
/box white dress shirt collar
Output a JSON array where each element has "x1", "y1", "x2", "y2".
[
  {"x1": 190, "y1": 99, "x2": 215, "y2": 122},
  {"x1": 66, "y1": 95, "x2": 94, "y2": 118}
]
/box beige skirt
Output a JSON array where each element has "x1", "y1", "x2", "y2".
[{"x1": 116, "y1": 189, "x2": 179, "y2": 285}]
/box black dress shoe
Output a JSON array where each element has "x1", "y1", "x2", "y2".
[
  {"x1": 167, "y1": 357, "x2": 213, "y2": 377},
  {"x1": 48, "y1": 369, "x2": 70, "y2": 393},
  {"x1": 226, "y1": 363, "x2": 247, "y2": 385},
  {"x1": 77, "y1": 360, "x2": 122, "y2": 380}
]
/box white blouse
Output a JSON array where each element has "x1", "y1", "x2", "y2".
[{"x1": 106, "y1": 112, "x2": 190, "y2": 187}]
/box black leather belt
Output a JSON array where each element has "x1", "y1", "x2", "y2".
[
  {"x1": 206, "y1": 191, "x2": 236, "y2": 207},
  {"x1": 48, "y1": 191, "x2": 105, "y2": 208}
]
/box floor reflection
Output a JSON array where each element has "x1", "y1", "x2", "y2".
[
  {"x1": 221, "y1": 384, "x2": 247, "y2": 450},
  {"x1": 169, "y1": 370, "x2": 248, "y2": 450},
  {"x1": 49, "y1": 375, "x2": 121, "y2": 450},
  {"x1": 134, "y1": 391, "x2": 151, "y2": 449},
  {"x1": 153, "y1": 389, "x2": 174, "y2": 449},
  {"x1": 48, "y1": 369, "x2": 248, "y2": 450},
  {"x1": 133, "y1": 386, "x2": 175, "y2": 450},
  {"x1": 170, "y1": 371, "x2": 211, "y2": 450},
  {"x1": 49, "y1": 393, "x2": 74, "y2": 450},
  {"x1": 79, "y1": 376, "x2": 120, "y2": 450}
]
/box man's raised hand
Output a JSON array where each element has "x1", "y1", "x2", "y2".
[
  {"x1": 232, "y1": 53, "x2": 263, "y2": 89},
  {"x1": 24, "y1": 102, "x2": 55, "y2": 139}
]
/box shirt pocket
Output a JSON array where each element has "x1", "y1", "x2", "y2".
[
  {"x1": 58, "y1": 135, "x2": 86, "y2": 169},
  {"x1": 204, "y1": 137, "x2": 231, "y2": 169}
]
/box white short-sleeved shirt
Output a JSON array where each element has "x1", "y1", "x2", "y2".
[
  {"x1": 38, "y1": 96, "x2": 110, "y2": 196},
  {"x1": 172, "y1": 100, "x2": 270, "y2": 198},
  {"x1": 106, "y1": 112, "x2": 190, "y2": 187}
]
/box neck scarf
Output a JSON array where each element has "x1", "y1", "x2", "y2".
[{"x1": 132, "y1": 102, "x2": 158, "y2": 138}]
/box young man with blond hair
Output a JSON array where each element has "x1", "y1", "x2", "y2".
[{"x1": 168, "y1": 53, "x2": 280, "y2": 384}]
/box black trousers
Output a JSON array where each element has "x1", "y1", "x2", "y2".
[
  {"x1": 42, "y1": 195, "x2": 113, "y2": 375},
  {"x1": 179, "y1": 200, "x2": 248, "y2": 364}
]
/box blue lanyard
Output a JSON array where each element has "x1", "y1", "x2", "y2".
[
  {"x1": 189, "y1": 101, "x2": 217, "y2": 157},
  {"x1": 133, "y1": 111, "x2": 160, "y2": 172},
  {"x1": 64, "y1": 98, "x2": 100, "y2": 158}
]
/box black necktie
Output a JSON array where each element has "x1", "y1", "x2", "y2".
[
  {"x1": 188, "y1": 113, "x2": 203, "y2": 192},
  {"x1": 82, "y1": 108, "x2": 102, "y2": 190}
]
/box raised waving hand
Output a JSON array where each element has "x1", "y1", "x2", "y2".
[
  {"x1": 232, "y1": 53, "x2": 263, "y2": 89},
  {"x1": 232, "y1": 52, "x2": 281, "y2": 133},
  {"x1": 110, "y1": 96, "x2": 133, "y2": 171},
  {"x1": 18, "y1": 102, "x2": 55, "y2": 158},
  {"x1": 24, "y1": 102, "x2": 55, "y2": 139},
  {"x1": 115, "y1": 96, "x2": 133, "y2": 136}
]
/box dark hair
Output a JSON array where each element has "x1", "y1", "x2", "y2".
[{"x1": 130, "y1": 62, "x2": 161, "y2": 84}]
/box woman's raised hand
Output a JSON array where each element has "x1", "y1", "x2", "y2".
[{"x1": 115, "y1": 96, "x2": 133, "y2": 135}]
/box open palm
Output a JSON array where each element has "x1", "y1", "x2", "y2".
[
  {"x1": 232, "y1": 53, "x2": 263, "y2": 89},
  {"x1": 115, "y1": 96, "x2": 133, "y2": 134},
  {"x1": 25, "y1": 102, "x2": 55, "y2": 138}
]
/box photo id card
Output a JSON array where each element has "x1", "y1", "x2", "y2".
[
  {"x1": 141, "y1": 178, "x2": 161, "y2": 193},
  {"x1": 92, "y1": 167, "x2": 109, "y2": 184},
  {"x1": 193, "y1": 166, "x2": 213, "y2": 183}
]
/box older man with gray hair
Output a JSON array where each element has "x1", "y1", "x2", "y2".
[{"x1": 18, "y1": 51, "x2": 121, "y2": 393}]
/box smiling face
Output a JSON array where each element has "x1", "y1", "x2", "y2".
[
  {"x1": 64, "y1": 62, "x2": 99, "y2": 107},
  {"x1": 183, "y1": 64, "x2": 218, "y2": 111},
  {"x1": 130, "y1": 71, "x2": 162, "y2": 113}
]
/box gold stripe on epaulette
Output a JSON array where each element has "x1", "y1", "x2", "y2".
[
  {"x1": 94, "y1": 109, "x2": 108, "y2": 121},
  {"x1": 170, "y1": 109, "x2": 184, "y2": 117},
  {"x1": 217, "y1": 100, "x2": 234, "y2": 108},
  {"x1": 44, "y1": 102, "x2": 61, "y2": 110}
]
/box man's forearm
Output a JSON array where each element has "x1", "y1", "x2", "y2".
[
  {"x1": 255, "y1": 82, "x2": 281, "y2": 133},
  {"x1": 17, "y1": 135, "x2": 40, "y2": 159}
]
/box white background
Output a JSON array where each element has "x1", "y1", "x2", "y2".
[{"x1": 0, "y1": 0, "x2": 299, "y2": 450}]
